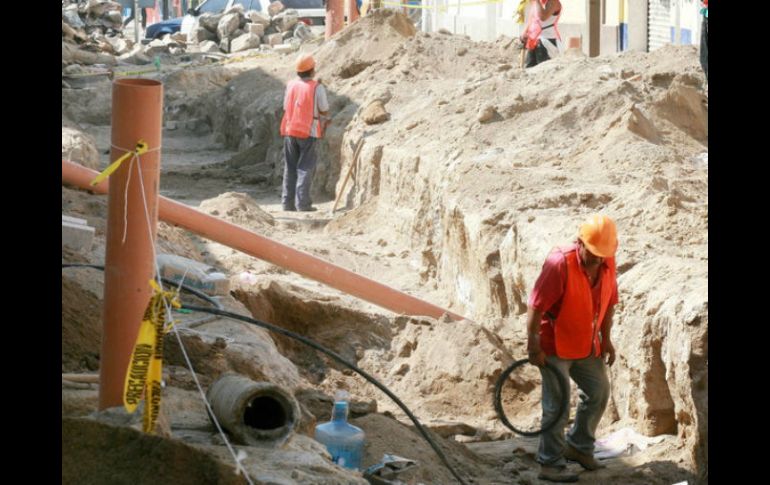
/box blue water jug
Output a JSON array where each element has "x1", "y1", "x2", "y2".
[{"x1": 314, "y1": 391, "x2": 365, "y2": 470}]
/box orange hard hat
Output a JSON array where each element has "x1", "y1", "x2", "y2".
[
  {"x1": 578, "y1": 214, "x2": 618, "y2": 258},
  {"x1": 296, "y1": 54, "x2": 315, "y2": 73}
]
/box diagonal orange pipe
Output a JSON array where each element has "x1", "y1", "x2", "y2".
[{"x1": 63, "y1": 160, "x2": 467, "y2": 322}]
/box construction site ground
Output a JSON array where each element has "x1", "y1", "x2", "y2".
[{"x1": 62, "y1": 9, "x2": 707, "y2": 485}]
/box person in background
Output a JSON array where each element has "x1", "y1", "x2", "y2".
[
  {"x1": 521, "y1": 0, "x2": 562, "y2": 68},
  {"x1": 280, "y1": 54, "x2": 330, "y2": 212}
]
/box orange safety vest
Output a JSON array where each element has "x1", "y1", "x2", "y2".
[
  {"x1": 280, "y1": 79, "x2": 322, "y2": 139},
  {"x1": 524, "y1": 0, "x2": 561, "y2": 51},
  {"x1": 550, "y1": 246, "x2": 616, "y2": 359}
]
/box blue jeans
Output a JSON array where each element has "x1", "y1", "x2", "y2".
[
  {"x1": 282, "y1": 136, "x2": 318, "y2": 210},
  {"x1": 538, "y1": 355, "x2": 610, "y2": 466}
]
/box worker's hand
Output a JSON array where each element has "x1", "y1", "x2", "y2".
[
  {"x1": 528, "y1": 349, "x2": 546, "y2": 367},
  {"x1": 601, "y1": 340, "x2": 616, "y2": 367},
  {"x1": 527, "y1": 338, "x2": 546, "y2": 367}
]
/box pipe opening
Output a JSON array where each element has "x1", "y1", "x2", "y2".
[
  {"x1": 244, "y1": 395, "x2": 290, "y2": 431},
  {"x1": 114, "y1": 78, "x2": 162, "y2": 87}
]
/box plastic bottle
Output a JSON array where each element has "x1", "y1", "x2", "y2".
[{"x1": 314, "y1": 390, "x2": 365, "y2": 470}]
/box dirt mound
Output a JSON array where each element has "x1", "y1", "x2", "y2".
[
  {"x1": 353, "y1": 413, "x2": 506, "y2": 484},
  {"x1": 198, "y1": 192, "x2": 275, "y2": 230},
  {"x1": 62, "y1": 276, "x2": 102, "y2": 373}
]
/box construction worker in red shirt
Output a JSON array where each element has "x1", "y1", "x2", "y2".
[
  {"x1": 280, "y1": 54, "x2": 330, "y2": 212},
  {"x1": 526, "y1": 214, "x2": 618, "y2": 482}
]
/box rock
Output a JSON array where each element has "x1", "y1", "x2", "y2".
[
  {"x1": 219, "y1": 38, "x2": 230, "y2": 53},
  {"x1": 171, "y1": 32, "x2": 187, "y2": 43},
  {"x1": 61, "y1": 41, "x2": 117, "y2": 66},
  {"x1": 104, "y1": 35, "x2": 131, "y2": 55},
  {"x1": 273, "y1": 9, "x2": 299, "y2": 32},
  {"x1": 362, "y1": 100, "x2": 390, "y2": 125},
  {"x1": 247, "y1": 10, "x2": 271, "y2": 26},
  {"x1": 281, "y1": 29, "x2": 293, "y2": 40},
  {"x1": 438, "y1": 27, "x2": 452, "y2": 35},
  {"x1": 198, "y1": 13, "x2": 223, "y2": 33},
  {"x1": 266, "y1": 33, "x2": 283, "y2": 46},
  {"x1": 232, "y1": 28, "x2": 246, "y2": 38},
  {"x1": 273, "y1": 43, "x2": 296, "y2": 54},
  {"x1": 457, "y1": 47, "x2": 467, "y2": 56},
  {"x1": 478, "y1": 105, "x2": 498, "y2": 123},
  {"x1": 62, "y1": 126, "x2": 100, "y2": 170},
  {"x1": 224, "y1": 3, "x2": 245, "y2": 15},
  {"x1": 268, "y1": 1, "x2": 285, "y2": 17},
  {"x1": 103, "y1": 11, "x2": 122, "y2": 27},
  {"x1": 169, "y1": 46, "x2": 184, "y2": 55},
  {"x1": 248, "y1": 23, "x2": 265, "y2": 37},
  {"x1": 230, "y1": 33, "x2": 261, "y2": 53},
  {"x1": 198, "y1": 40, "x2": 220, "y2": 53},
  {"x1": 118, "y1": 44, "x2": 151, "y2": 65},
  {"x1": 217, "y1": 12, "x2": 242, "y2": 41},
  {"x1": 293, "y1": 22, "x2": 312, "y2": 41},
  {"x1": 62, "y1": 8, "x2": 85, "y2": 29},
  {"x1": 188, "y1": 26, "x2": 217, "y2": 44}
]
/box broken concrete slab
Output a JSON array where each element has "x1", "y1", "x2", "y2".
[
  {"x1": 273, "y1": 9, "x2": 299, "y2": 32},
  {"x1": 248, "y1": 23, "x2": 265, "y2": 37},
  {"x1": 198, "y1": 40, "x2": 220, "y2": 53},
  {"x1": 266, "y1": 33, "x2": 283, "y2": 46},
  {"x1": 199, "y1": 13, "x2": 224, "y2": 33},
  {"x1": 217, "y1": 12, "x2": 242, "y2": 41},
  {"x1": 188, "y1": 26, "x2": 217, "y2": 44},
  {"x1": 247, "y1": 10, "x2": 271, "y2": 26},
  {"x1": 273, "y1": 43, "x2": 297, "y2": 55},
  {"x1": 230, "y1": 33, "x2": 261, "y2": 53}
]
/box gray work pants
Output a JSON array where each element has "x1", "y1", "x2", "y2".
[
  {"x1": 538, "y1": 355, "x2": 610, "y2": 466},
  {"x1": 282, "y1": 136, "x2": 318, "y2": 210}
]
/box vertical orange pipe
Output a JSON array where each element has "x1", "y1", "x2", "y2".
[
  {"x1": 347, "y1": 0, "x2": 359, "y2": 23},
  {"x1": 98, "y1": 79, "x2": 163, "y2": 410},
  {"x1": 326, "y1": 0, "x2": 344, "y2": 39}
]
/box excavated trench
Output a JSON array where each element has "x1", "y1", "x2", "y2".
[{"x1": 62, "y1": 9, "x2": 707, "y2": 484}]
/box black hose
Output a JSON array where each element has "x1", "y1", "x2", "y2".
[
  {"x1": 493, "y1": 358, "x2": 570, "y2": 437},
  {"x1": 62, "y1": 263, "x2": 469, "y2": 484}
]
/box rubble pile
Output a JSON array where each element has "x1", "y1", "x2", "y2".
[
  {"x1": 62, "y1": 0, "x2": 321, "y2": 72},
  {"x1": 186, "y1": 1, "x2": 318, "y2": 55}
]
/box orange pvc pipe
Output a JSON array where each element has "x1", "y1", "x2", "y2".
[
  {"x1": 63, "y1": 161, "x2": 467, "y2": 323},
  {"x1": 347, "y1": 0, "x2": 360, "y2": 23},
  {"x1": 98, "y1": 79, "x2": 163, "y2": 410},
  {"x1": 325, "y1": 0, "x2": 344, "y2": 40}
]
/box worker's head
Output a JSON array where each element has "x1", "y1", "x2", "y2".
[
  {"x1": 296, "y1": 54, "x2": 316, "y2": 78},
  {"x1": 577, "y1": 214, "x2": 617, "y2": 266}
]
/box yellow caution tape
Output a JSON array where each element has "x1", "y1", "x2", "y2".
[
  {"x1": 381, "y1": 1, "x2": 448, "y2": 10},
  {"x1": 89, "y1": 140, "x2": 149, "y2": 187},
  {"x1": 123, "y1": 279, "x2": 180, "y2": 433}
]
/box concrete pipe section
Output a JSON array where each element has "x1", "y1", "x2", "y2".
[{"x1": 206, "y1": 374, "x2": 300, "y2": 446}]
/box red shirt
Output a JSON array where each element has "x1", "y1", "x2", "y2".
[{"x1": 528, "y1": 242, "x2": 618, "y2": 355}]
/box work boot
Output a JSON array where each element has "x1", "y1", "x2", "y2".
[
  {"x1": 282, "y1": 205, "x2": 296, "y2": 212},
  {"x1": 538, "y1": 465, "x2": 579, "y2": 483},
  {"x1": 564, "y1": 444, "x2": 605, "y2": 471}
]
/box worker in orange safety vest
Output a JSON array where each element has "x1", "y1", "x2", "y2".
[
  {"x1": 521, "y1": 0, "x2": 562, "y2": 68},
  {"x1": 280, "y1": 54, "x2": 330, "y2": 212},
  {"x1": 525, "y1": 214, "x2": 619, "y2": 482}
]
